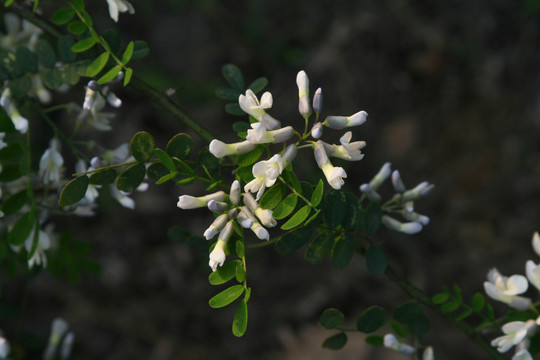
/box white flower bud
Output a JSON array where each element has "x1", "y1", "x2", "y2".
[
  {"x1": 106, "y1": 92, "x2": 122, "y2": 108},
  {"x1": 282, "y1": 144, "x2": 297, "y2": 168},
  {"x1": 392, "y1": 170, "x2": 406, "y2": 193},
  {"x1": 203, "y1": 214, "x2": 229, "y2": 240},
  {"x1": 60, "y1": 332, "x2": 75, "y2": 360},
  {"x1": 311, "y1": 122, "x2": 323, "y2": 139},
  {"x1": 297, "y1": 71, "x2": 312, "y2": 119},
  {"x1": 422, "y1": 346, "x2": 434, "y2": 360},
  {"x1": 533, "y1": 232, "x2": 540, "y2": 257},
  {"x1": 177, "y1": 191, "x2": 226, "y2": 209},
  {"x1": 313, "y1": 87, "x2": 323, "y2": 113},
  {"x1": 402, "y1": 182, "x2": 433, "y2": 202},
  {"x1": 207, "y1": 200, "x2": 228, "y2": 213},
  {"x1": 237, "y1": 208, "x2": 254, "y2": 228},
  {"x1": 44, "y1": 318, "x2": 69, "y2": 359},
  {"x1": 369, "y1": 162, "x2": 392, "y2": 190},
  {"x1": 314, "y1": 142, "x2": 347, "y2": 190},
  {"x1": 230, "y1": 180, "x2": 241, "y2": 205},
  {"x1": 382, "y1": 215, "x2": 423, "y2": 234},
  {"x1": 0, "y1": 337, "x2": 9, "y2": 359},
  {"x1": 323, "y1": 110, "x2": 368, "y2": 129},
  {"x1": 251, "y1": 223, "x2": 269, "y2": 240}
]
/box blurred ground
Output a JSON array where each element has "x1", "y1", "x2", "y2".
[{"x1": 6, "y1": 0, "x2": 540, "y2": 359}]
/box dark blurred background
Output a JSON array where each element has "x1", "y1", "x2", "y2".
[{"x1": 7, "y1": 0, "x2": 540, "y2": 359}]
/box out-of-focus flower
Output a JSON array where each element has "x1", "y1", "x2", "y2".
[
  {"x1": 491, "y1": 320, "x2": 536, "y2": 353},
  {"x1": 39, "y1": 138, "x2": 64, "y2": 185},
  {"x1": 383, "y1": 334, "x2": 416, "y2": 356},
  {"x1": 360, "y1": 162, "x2": 391, "y2": 201},
  {"x1": 484, "y1": 268, "x2": 531, "y2": 310},
  {"x1": 513, "y1": 348, "x2": 533, "y2": 360},
  {"x1": 59, "y1": 332, "x2": 75, "y2": 360},
  {"x1": 43, "y1": 318, "x2": 69, "y2": 359},
  {"x1": 25, "y1": 226, "x2": 51, "y2": 268},
  {"x1": 533, "y1": 232, "x2": 540, "y2": 257},
  {"x1": 423, "y1": 346, "x2": 434, "y2": 360},
  {"x1": 525, "y1": 260, "x2": 540, "y2": 292},
  {"x1": 0, "y1": 336, "x2": 10, "y2": 359},
  {"x1": 106, "y1": 0, "x2": 135, "y2": 22},
  {"x1": 382, "y1": 215, "x2": 423, "y2": 234}
]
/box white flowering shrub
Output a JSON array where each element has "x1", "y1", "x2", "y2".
[{"x1": 0, "y1": 1, "x2": 537, "y2": 359}]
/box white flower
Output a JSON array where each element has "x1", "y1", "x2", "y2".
[
  {"x1": 44, "y1": 318, "x2": 69, "y2": 359},
  {"x1": 254, "y1": 207, "x2": 277, "y2": 228},
  {"x1": 513, "y1": 349, "x2": 533, "y2": 360},
  {"x1": 491, "y1": 320, "x2": 536, "y2": 353},
  {"x1": 401, "y1": 203, "x2": 430, "y2": 225},
  {"x1": 382, "y1": 215, "x2": 423, "y2": 234},
  {"x1": 23, "y1": 226, "x2": 51, "y2": 268},
  {"x1": 0, "y1": 89, "x2": 28, "y2": 134},
  {"x1": 383, "y1": 334, "x2": 416, "y2": 356},
  {"x1": 106, "y1": 0, "x2": 135, "y2": 22},
  {"x1": 401, "y1": 181, "x2": 434, "y2": 202},
  {"x1": 251, "y1": 222, "x2": 269, "y2": 240},
  {"x1": 484, "y1": 268, "x2": 531, "y2": 310},
  {"x1": 207, "y1": 199, "x2": 228, "y2": 213},
  {"x1": 392, "y1": 170, "x2": 406, "y2": 193},
  {"x1": 323, "y1": 132, "x2": 366, "y2": 161},
  {"x1": 238, "y1": 89, "x2": 280, "y2": 130},
  {"x1": 525, "y1": 260, "x2": 540, "y2": 292},
  {"x1": 177, "y1": 191, "x2": 226, "y2": 209},
  {"x1": 209, "y1": 221, "x2": 234, "y2": 271},
  {"x1": 296, "y1": 70, "x2": 312, "y2": 119},
  {"x1": 204, "y1": 214, "x2": 229, "y2": 240},
  {"x1": 0, "y1": 337, "x2": 10, "y2": 359},
  {"x1": 230, "y1": 180, "x2": 240, "y2": 205},
  {"x1": 360, "y1": 162, "x2": 392, "y2": 201},
  {"x1": 32, "y1": 75, "x2": 51, "y2": 104},
  {"x1": 0, "y1": 133, "x2": 7, "y2": 151},
  {"x1": 244, "y1": 155, "x2": 284, "y2": 200},
  {"x1": 323, "y1": 110, "x2": 368, "y2": 130},
  {"x1": 209, "y1": 239, "x2": 227, "y2": 272},
  {"x1": 209, "y1": 139, "x2": 256, "y2": 158},
  {"x1": 110, "y1": 187, "x2": 135, "y2": 209},
  {"x1": 39, "y1": 138, "x2": 64, "y2": 185},
  {"x1": 60, "y1": 332, "x2": 75, "y2": 360},
  {"x1": 533, "y1": 232, "x2": 540, "y2": 257},
  {"x1": 423, "y1": 346, "x2": 434, "y2": 360},
  {"x1": 314, "y1": 141, "x2": 347, "y2": 190},
  {"x1": 312, "y1": 87, "x2": 323, "y2": 114},
  {"x1": 246, "y1": 123, "x2": 293, "y2": 144},
  {"x1": 311, "y1": 122, "x2": 323, "y2": 139}
]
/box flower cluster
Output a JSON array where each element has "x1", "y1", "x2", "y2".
[
  {"x1": 483, "y1": 232, "x2": 540, "y2": 359},
  {"x1": 177, "y1": 180, "x2": 279, "y2": 271},
  {"x1": 209, "y1": 70, "x2": 368, "y2": 195},
  {"x1": 360, "y1": 162, "x2": 433, "y2": 234}
]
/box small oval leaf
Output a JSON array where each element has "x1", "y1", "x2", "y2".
[
  {"x1": 130, "y1": 131, "x2": 156, "y2": 162},
  {"x1": 356, "y1": 306, "x2": 386, "y2": 333},
  {"x1": 166, "y1": 133, "x2": 193, "y2": 160},
  {"x1": 116, "y1": 163, "x2": 146, "y2": 192},
  {"x1": 209, "y1": 285, "x2": 245, "y2": 309},
  {"x1": 281, "y1": 205, "x2": 311, "y2": 230},
  {"x1": 89, "y1": 169, "x2": 116, "y2": 185},
  {"x1": 311, "y1": 179, "x2": 324, "y2": 207},
  {"x1": 154, "y1": 148, "x2": 175, "y2": 171},
  {"x1": 273, "y1": 193, "x2": 298, "y2": 220},
  {"x1": 322, "y1": 332, "x2": 347, "y2": 350},
  {"x1": 58, "y1": 176, "x2": 89, "y2": 206},
  {"x1": 97, "y1": 64, "x2": 122, "y2": 85},
  {"x1": 86, "y1": 52, "x2": 110, "y2": 77},
  {"x1": 259, "y1": 183, "x2": 286, "y2": 210},
  {"x1": 121, "y1": 41, "x2": 134, "y2": 64},
  {"x1": 232, "y1": 300, "x2": 248, "y2": 337},
  {"x1": 320, "y1": 308, "x2": 344, "y2": 329},
  {"x1": 222, "y1": 64, "x2": 244, "y2": 91},
  {"x1": 52, "y1": 7, "x2": 75, "y2": 25},
  {"x1": 71, "y1": 37, "x2": 97, "y2": 53},
  {"x1": 208, "y1": 260, "x2": 242, "y2": 285},
  {"x1": 305, "y1": 232, "x2": 334, "y2": 265}
]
